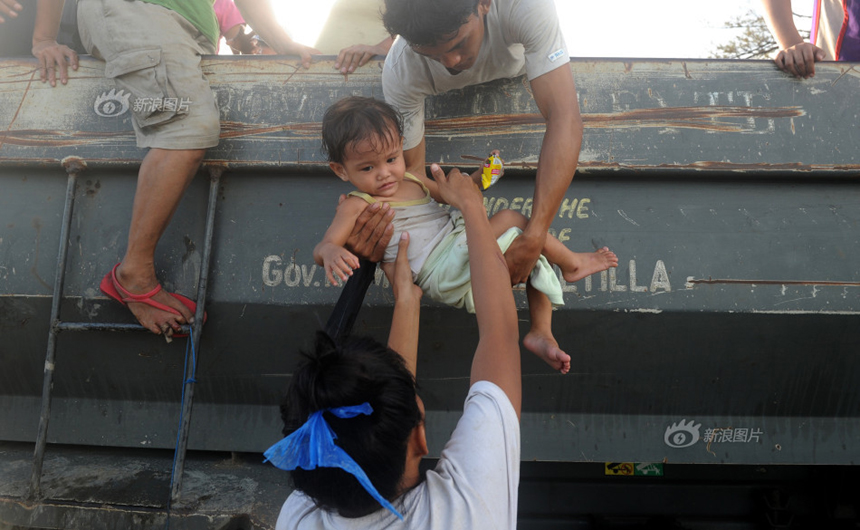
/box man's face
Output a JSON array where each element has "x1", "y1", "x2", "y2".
[{"x1": 411, "y1": 1, "x2": 491, "y2": 73}]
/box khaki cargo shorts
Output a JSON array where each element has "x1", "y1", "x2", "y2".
[{"x1": 77, "y1": 0, "x2": 220, "y2": 150}]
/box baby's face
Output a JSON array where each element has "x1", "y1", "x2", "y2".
[{"x1": 333, "y1": 131, "x2": 406, "y2": 199}]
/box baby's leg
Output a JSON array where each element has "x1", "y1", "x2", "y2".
[
  {"x1": 488, "y1": 209, "x2": 618, "y2": 284},
  {"x1": 488, "y1": 208, "x2": 528, "y2": 238},
  {"x1": 543, "y1": 237, "x2": 618, "y2": 284},
  {"x1": 523, "y1": 283, "x2": 571, "y2": 374}
]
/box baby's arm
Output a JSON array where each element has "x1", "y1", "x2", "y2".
[{"x1": 313, "y1": 198, "x2": 367, "y2": 285}]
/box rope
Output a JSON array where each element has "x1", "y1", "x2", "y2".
[{"x1": 165, "y1": 328, "x2": 199, "y2": 529}]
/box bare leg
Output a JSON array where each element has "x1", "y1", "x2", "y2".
[
  {"x1": 488, "y1": 209, "x2": 618, "y2": 283},
  {"x1": 114, "y1": 148, "x2": 204, "y2": 336},
  {"x1": 523, "y1": 283, "x2": 570, "y2": 374},
  {"x1": 543, "y1": 239, "x2": 618, "y2": 284}
]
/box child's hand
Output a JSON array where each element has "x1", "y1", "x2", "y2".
[
  {"x1": 432, "y1": 164, "x2": 482, "y2": 211},
  {"x1": 321, "y1": 245, "x2": 360, "y2": 285}
]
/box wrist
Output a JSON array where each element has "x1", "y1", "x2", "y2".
[
  {"x1": 456, "y1": 197, "x2": 486, "y2": 217},
  {"x1": 521, "y1": 224, "x2": 547, "y2": 244},
  {"x1": 32, "y1": 38, "x2": 57, "y2": 52}
]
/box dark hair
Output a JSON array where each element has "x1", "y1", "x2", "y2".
[
  {"x1": 383, "y1": 0, "x2": 480, "y2": 47},
  {"x1": 321, "y1": 96, "x2": 403, "y2": 164},
  {"x1": 280, "y1": 331, "x2": 422, "y2": 518}
]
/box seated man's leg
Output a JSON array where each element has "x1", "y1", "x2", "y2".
[
  {"x1": 116, "y1": 148, "x2": 205, "y2": 334},
  {"x1": 80, "y1": 0, "x2": 220, "y2": 335}
]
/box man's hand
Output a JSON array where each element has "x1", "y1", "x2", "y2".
[
  {"x1": 32, "y1": 40, "x2": 78, "y2": 86},
  {"x1": 503, "y1": 232, "x2": 543, "y2": 285},
  {"x1": 335, "y1": 37, "x2": 392, "y2": 74},
  {"x1": 774, "y1": 42, "x2": 826, "y2": 78},
  {"x1": 278, "y1": 41, "x2": 321, "y2": 69},
  {"x1": 343, "y1": 199, "x2": 395, "y2": 262},
  {"x1": 0, "y1": 0, "x2": 22, "y2": 23}
]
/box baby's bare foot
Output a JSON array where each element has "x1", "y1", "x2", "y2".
[
  {"x1": 523, "y1": 330, "x2": 570, "y2": 374},
  {"x1": 561, "y1": 247, "x2": 618, "y2": 283}
]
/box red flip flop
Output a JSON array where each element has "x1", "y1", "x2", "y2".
[{"x1": 99, "y1": 263, "x2": 206, "y2": 338}]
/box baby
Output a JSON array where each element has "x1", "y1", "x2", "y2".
[{"x1": 314, "y1": 96, "x2": 618, "y2": 373}]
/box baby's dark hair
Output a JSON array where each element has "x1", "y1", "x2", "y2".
[
  {"x1": 383, "y1": 0, "x2": 480, "y2": 47},
  {"x1": 321, "y1": 96, "x2": 403, "y2": 164},
  {"x1": 280, "y1": 331, "x2": 421, "y2": 518}
]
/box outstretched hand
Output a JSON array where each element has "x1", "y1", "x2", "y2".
[{"x1": 774, "y1": 42, "x2": 825, "y2": 78}]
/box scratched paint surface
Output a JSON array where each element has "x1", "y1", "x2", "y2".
[
  {"x1": 1, "y1": 57, "x2": 859, "y2": 171},
  {"x1": 1, "y1": 58, "x2": 859, "y2": 465}
]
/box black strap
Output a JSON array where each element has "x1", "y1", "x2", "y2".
[{"x1": 324, "y1": 259, "x2": 377, "y2": 342}]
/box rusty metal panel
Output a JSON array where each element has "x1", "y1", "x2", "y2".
[{"x1": 1, "y1": 57, "x2": 859, "y2": 173}]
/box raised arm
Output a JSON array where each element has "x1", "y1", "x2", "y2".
[
  {"x1": 233, "y1": 0, "x2": 320, "y2": 67},
  {"x1": 432, "y1": 164, "x2": 521, "y2": 418},
  {"x1": 503, "y1": 65, "x2": 582, "y2": 285},
  {"x1": 387, "y1": 233, "x2": 422, "y2": 376},
  {"x1": 760, "y1": 0, "x2": 825, "y2": 78}
]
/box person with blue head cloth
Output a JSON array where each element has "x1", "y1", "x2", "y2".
[{"x1": 266, "y1": 163, "x2": 524, "y2": 529}]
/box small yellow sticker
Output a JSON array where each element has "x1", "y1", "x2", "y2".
[
  {"x1": 605, "y1": 462, "x2": 664, "y2": 477},
  {"x1": 605, "y1": 462, "x2": 635, "y2": 476}
]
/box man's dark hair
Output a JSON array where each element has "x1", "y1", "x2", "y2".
[
  {"x1": 383, "y1": 0, "x2": 480, "y2": 47},
  {"x1": 321, "y1": 96, "x2": 403, "y2": 164},
  {"x1": 280, "y1": 331, "x2": 422, "y2": 518}
]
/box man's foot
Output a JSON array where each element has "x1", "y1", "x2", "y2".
[
  {"x1": 560, "y1": 247, "x2": 618, "y2": 283},
  {"x1": 523, "y1": 330, "x2": 571, "y2": 374},
  {"x1": 102, "y1": 262, "x2": 195, "y2": 338}
]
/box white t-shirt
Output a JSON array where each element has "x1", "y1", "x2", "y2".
[
  {"x1": 275, "y1": 381, "x2": 521, "y2": 530},
  {"x1": 382, "y1": 0, "x2": 569, "y2": 150}
]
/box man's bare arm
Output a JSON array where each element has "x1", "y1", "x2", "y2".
[
  {"x1": 403, "y1": 137, "x2": 448, "y2": 202},
  {"x1": 432, "y1": 163, "x2": 521, "y2": 417},
  {"x1": 504, "y1": 64, "x2": 582, "y2": 284},
  {"x1": 234, "y1": 0, "x2": 320, "y2": 67}
]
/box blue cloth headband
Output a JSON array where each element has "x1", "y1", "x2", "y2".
[{"x1": 264, "y1": 402, "x2": 404, "y2": 520}]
